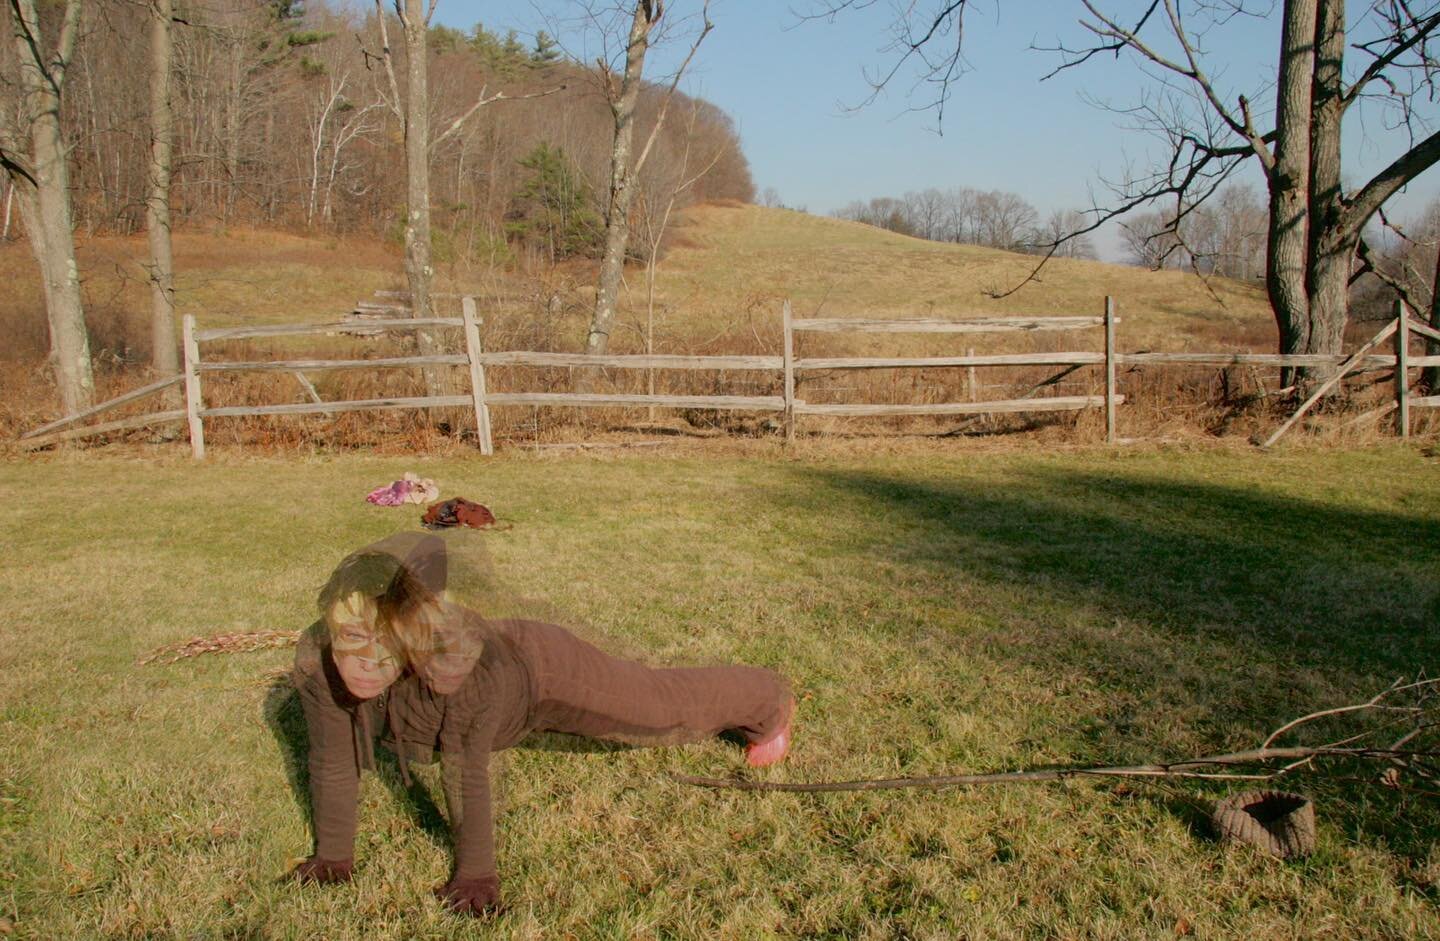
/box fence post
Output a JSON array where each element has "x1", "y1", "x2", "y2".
[
  {"x1": 1104, "y1": 296, "x2": 1117, "y2": 444},
  {"x1": 461, "y1": 295, "x2": 494, "y2": 456},
  {"x1": 182, "y1": 313, "x2": 205, "y2": 460},
  {"x1": 1395, "y1": 299, "x2": 1411, "y2": 439},
  {"x1": 783, "y1": 299, "x2": 795, "y2": 442}
]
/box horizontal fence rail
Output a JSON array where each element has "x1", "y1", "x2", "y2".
[
  {"x1": 1116, "y1": 352, "x2": 1400, "y2": 367},
  {"x1": 798, "y1": 352, "x2": 1106, "y2": 370},
  {"x1": 486, "y1": 393, "x2": 785, "y2": 411},
  {"x1": 479, "y1": 352, "x2": 783, "y2": 370},
  {"x1": 792, "y1": 316, "x2": 1111, "y2": 333},
  {"x1": 195, "y1": 354, "x2": 471, "y2": 373},
  {"x1": 199, "y1": 395, "x2": 474, "y2": 419},
  {"x1": 194, "y1": 317, "x2": 464, "y2": 343},
  {"x1": 794, "y1": 396, "x2": 1124, "y2": 417}
]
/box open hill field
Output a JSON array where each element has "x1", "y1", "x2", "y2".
[
  {"x1": 647, "y1": 204, "x2": 1276, "y2": 352},
  {"x1": 0, "y1": 203, "x2": 1278, "y2": 358},
  {"x1": 2, "y1": 446, "x2": 1438, "y2": 939}
]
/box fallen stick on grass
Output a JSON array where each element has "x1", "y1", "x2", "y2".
[
  {"x1": 672, "y1": 745, "x2": 1421, "y2": 792},
  {"x1": 675, "y1": 678, "x2": 1440, "y2": 793},
  {"x1": 138, "y1": 630, "x2": 300, "y2": 665}
]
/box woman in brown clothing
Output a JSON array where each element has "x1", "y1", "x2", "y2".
[{"x1": 290, "y1": 533, "x2": 793, "y2": 916}]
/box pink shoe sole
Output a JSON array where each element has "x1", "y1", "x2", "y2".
[{"x1": 745, "y1": 700, "x2": 794, "y2": 768}]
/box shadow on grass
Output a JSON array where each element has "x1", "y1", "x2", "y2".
[
  {"x1": 805, "y1": 466, "x2": 1439, "y2": 689},
  {"x1": 799, "y1": 465, "x2": 1440, "y2": 858}
]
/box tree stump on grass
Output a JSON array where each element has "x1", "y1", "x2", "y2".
[{"x1": 1212, "y1": 790, "x2": 1315, "y2": 859}]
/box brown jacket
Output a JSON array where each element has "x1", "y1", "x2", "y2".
[{"x1": 292, "y1": 615, "x2": 534, "y2": 879}]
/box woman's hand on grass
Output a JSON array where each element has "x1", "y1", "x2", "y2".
[
  {"x1": 434, "y1": 873, "x2": 502, "y2": 916},
  {"x1": 292, "y1": 856, "x2": 354, "y2": 885}
]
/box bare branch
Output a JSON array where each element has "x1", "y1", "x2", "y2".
[
  {"x1": 53, "y1": 0, "x2": 83, "y2": 93},
  {"x1": 677, "y1": 678, "x2": 1440, "y2": 794},
  {"x1": 1343, "y1": 9, "x2": 1440, "y2": 112},
  {"x1": 1345, "y1": 126, "x2": 1440, "y2": 238},
  {"x1": 372, "y1": 0, "x2": 405, "y2": 124},
  {"x1": 800, "y1": 0, "x2": 976, "y2": 126},
  {"x1": 430, "y1": 83, "x2": 567, "y2": 151},
  {"x1": 632, "y1": 0, "x2": 712, "y2": 178}
]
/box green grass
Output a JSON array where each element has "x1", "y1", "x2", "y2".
[{"x1": 2, "y1": 445, "x2": 1439, "y2": 939}]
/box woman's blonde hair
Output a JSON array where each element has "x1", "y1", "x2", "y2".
[{"x1": 317, "y1": 548, "x2": 447, "y2": 665}]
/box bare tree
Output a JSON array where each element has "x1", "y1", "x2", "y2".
[
  {"x1": 904, "y1": 187, "x2": 947, "y2": 240},
  {"x1": 1123, "y1": 209, "x2": 1183, "y2": 269},
  {"x1": 1034, "y1": 209, "x2": 1096, "y2": 259},
  {"x1": 373, "y1": 0, "x2": 448, "y2": 397},
  {"x1": 146, "y1": 0, "x2": 178, "y2": 382},
  {"x1": 583, "y1": 0, "x2": 712, "y2": 359},
  {"x1": 973, "y1": 189, "x2": 1037, "y2": 251},
  {"x1": 813, "y1": 0, "x2": 1440, "y2": 385},
  {"x1": 634, "y1": 98, "x2": 726, "y2": 409},
  {"x1": 1126, "y1": 185, "x2": 1266, "y2": 275},
  {"x1": 2, "y1": 0, "x2": 95, "y2": 413},
  {"x1": 373, "y1": 0, "x2": 563, "y2": 402},
  {"x1": 834, "y1": 195, "x2": 915, "y2": 235},
  {"x1": 302, "y1": 37, "x2": 381, "y2": 228}
]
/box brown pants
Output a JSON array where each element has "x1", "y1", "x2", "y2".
[{"x1": 512, "y1": 621, "x2": 792, "y2": 748}]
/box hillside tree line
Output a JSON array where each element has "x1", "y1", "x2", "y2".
[
  {"x1": 834, "y1": 187, "x2": 1098, "y2": 259},
  {"x1": 3, "y1": 1, "x2": 751, "y2": 257}
]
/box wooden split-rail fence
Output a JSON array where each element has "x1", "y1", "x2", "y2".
[{"x1": 17, "y1": 297, "x2": 1440, "y2": 455}]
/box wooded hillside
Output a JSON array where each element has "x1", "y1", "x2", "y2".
[{"x1": 2, "y1": 0, "x2": 753, "y2": 264}]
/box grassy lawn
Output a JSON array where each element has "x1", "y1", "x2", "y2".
[{"x1": 2, "y1": 444, "x2": 1438, "y2": 939}]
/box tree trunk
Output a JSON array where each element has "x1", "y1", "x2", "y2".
[
  {"x1": 1266, "y1": 0, "x2": 1318, "y2": 389},
  {"x1": 399, "y1": 0, "x2": 450, "y2": 403},
  {"x1": 585, "y1": 1, "x2": 658, "y2": 363},
  {"x1": 2, "y1": 177, "x2": 13, "y2": 239},
  {"x1": 1301, "y1": 0, "x2": 1349, "y2": 384},
  {"x1": 1425, "y1": 243, "x2": 1440, "y2": 394},
  {"x1": 147, "y1": 0, "x2": 179, "y2": 382},
  {"x1": 9, "y1": 0, "x2": 94, "y2": 414}
]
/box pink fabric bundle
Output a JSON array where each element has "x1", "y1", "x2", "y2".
[{"x1": 366, "y1": 472, "x2": 440, "y2": 507}]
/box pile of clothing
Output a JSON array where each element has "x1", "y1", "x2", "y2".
[
  {"x1": 365, "y1": 472, "x2": 440, "y2": 507},
  {"x1": 421, "y1": 497, "x2": 497, "y2": 530},
  {"x1": 364, "y1": 473, "x2": 501, "y2": 530}
]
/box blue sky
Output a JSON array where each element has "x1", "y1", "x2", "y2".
[{"x1": 431, "y1": 1, "x2": 1440, "y2": 261}]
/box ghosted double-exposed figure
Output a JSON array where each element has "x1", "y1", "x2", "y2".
[{"x1": 288, "y1": 532, "x2": 793, "y2": 915}]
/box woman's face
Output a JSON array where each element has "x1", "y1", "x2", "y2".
[
  {"x1": 328, "y1": 595, "x2": 401, "y2": 699},
  {"x1": 420, "y1": 619, "x2": 483, "y2": 696}
]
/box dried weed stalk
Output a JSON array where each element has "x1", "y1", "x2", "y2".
[{"x1": 138, "y1": 630, "x2": 300, "y2": 666}]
